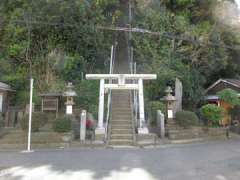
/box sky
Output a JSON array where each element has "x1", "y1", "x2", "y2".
[{"x1": 235, "y1": 0, "x2": 240, "y2": 9}]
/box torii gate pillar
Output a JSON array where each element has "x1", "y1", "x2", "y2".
[
  {"x1": 138, "y1": 78, "x2": 148, "y2": 134},
  {"x1": 95, "y1": 78, "x2": 106, "y2": 135}
]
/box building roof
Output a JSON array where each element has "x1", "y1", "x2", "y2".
[
  {"x1": 205, "y1": 79, "x2": 240, "y2": 95},
  {"x1": 224, "y1": 79, "x2": 240, "y2": 87},
  {"x1": 0, "y1": 82, "x2": 15, "y2": 92}
]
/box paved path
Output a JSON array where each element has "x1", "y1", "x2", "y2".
[{"x1": 0, "y1": 140, "x2": 240, "y2": 180}]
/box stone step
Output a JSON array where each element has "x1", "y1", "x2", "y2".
[
  {"x1": 112, "y1": 114, "x2": 131, "y2": 118},
  {"x1": 111, "y1": 124, "x2": 132, "y2": 129},
  {"x1": 112, "y1": 111, "x2": 132, "y2": 115},
  {"x1": 111, "y1": 104, "x2": 131, "y2": 108},
  {"x1": 111, "y1": 110, "x2": 131, "y2": 113},
  {"x1": 112, "y1": 115, "x2": 131, "y2": 120},
  {"x1": 111, "y1": 129, "x2": 132, "y2": 134},
  {"x1": 112, "y1": 92, "x2": 130, "y2": 95},
  {"x1": 111, "y1": 120, "x2": 132, "y2": 125},
  {"x1": 112, "y1": 99, "x2": 130, "y2": 102},
  {"x1": 112, "y1": 97, "x2": 130, "y2": 100},
  {"x1": 166, "y1": 126, "x2": 185, "y2": 130},
  {"x1": 111, "y1": 134, "x2": 133, "y2": 140},
  {"x1": 109, "y1": 139, "x2": 133, "y2": 146},
  {"x1": 111, "y1": 105, "x2": 131, "y2": 109}
]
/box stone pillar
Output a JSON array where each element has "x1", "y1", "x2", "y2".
[
  {"x1": 157, "y1": 110, "x2": 165, "y2": 138},
  {"x1": 174, "y1": 78, "x2": 182, "y2": 116},
  {"x1": 80, "y1": 110, "x2": 86, "y2": 142},
  {"x1": 95, "y1": 79, "x2": 105, "y2": 135},
  {"x1": 138, "y1": 79, "x2": 148, "y2": 134}
]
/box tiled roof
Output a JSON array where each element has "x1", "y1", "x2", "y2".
[
  {"x1": 0, "y1": 82, "x2": 14, "y2": 91},
  {"x1": 224, "y1": 79, "x2": 240, "y2": 87},
  {"x1": 205, "y1": 78, "x2": 240, "y2": 94}
]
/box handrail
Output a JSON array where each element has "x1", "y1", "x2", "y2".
[
  {"x1": 131, "y1": 62, "x2": 139, "y2": 129},
  {"x1": 105, "y1": 89, "x2": 112, "y2": 142},
  {"x1": 105, "y1": 44, "x2": 116, "y2": 142}
]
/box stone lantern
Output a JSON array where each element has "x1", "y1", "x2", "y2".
[
  {"x1": 63, "y1": 82, "x2": 77, "y2": 115},
  {"x1": 163, "y1": 86, "x2": 176, "y2": 121}
]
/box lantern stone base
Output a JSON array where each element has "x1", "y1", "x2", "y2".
[
  {"x1": 95, "y1": 127, "x2": 105, "y2": 135},
  {"x1": 94, "y1": 127, "x2": 105, "y2": 142},
  {"x1": 138, "y1": 127, "x2": 149, "y2": 134}
]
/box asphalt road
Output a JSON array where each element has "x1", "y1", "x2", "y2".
[{"x1": 0, "y1": 140, "x2": 240, "y2": 180}]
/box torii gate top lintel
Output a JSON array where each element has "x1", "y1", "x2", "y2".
[{"x1": 85, "y1": 74, "x2": 157, "y2": 80}]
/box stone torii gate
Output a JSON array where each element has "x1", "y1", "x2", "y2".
[{"x1": 86, "y1": 74, "x2": 157, "y2": 135}]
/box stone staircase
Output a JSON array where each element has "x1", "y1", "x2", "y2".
[{"x1": 108, "y1": 90, "x2": 135, "y2": 146}]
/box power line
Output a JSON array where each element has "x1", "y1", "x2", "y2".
[{"x1": 9, "y1": 19, "x2": 240, "y2": 50}]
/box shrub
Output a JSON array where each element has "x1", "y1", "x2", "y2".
[
  {"x1": 52, "y1": 115, "x2": 72, "y2": 133},
  {"x1": 201, "y1": 104, "x2": 224, "y2": 126},
  {"x1": 21, "y1": 112, "x2": 48, "y2": 132},
  {"x1": 0, "y1": 113, "x2": 4, "y2": 128},
  {"x1": 149, "y1": 101, "x2": 166, "y2": 126},
  {"x1": 175, "y1": 110, "x2": 199, "y2": 128},
  {"x1": 217, "y1": 88, "x2": 240, "y2": 106},
  {"x1": 230, "y1": 105, "x2": 240, "y2": 120}
]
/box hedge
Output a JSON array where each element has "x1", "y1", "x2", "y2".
[{"x1": 175, "y1": 110, "x2": 199, "y2": 128}]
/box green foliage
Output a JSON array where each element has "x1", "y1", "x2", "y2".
[
  {"x1": 0, "y1": 113, "x2": 4, "y2": 128},
  {"x1": 217, "y1": 88, "x2": 240, "y2": 107},
  {"x1": 149, "y1": 101, "x2": 166, "y2": 125},
  {"x1": 0, "y1": 0, "x2": 239, "y2": 114},
  {"x1": 0, "y1": 0, "x2": 113, "y2": 96},
  {"x1": 21, "y1": 112, "x2": 48, "y2": 132},
  {"x1": 75, "y1": 80, "x2": 99, "y2": 118},
  {"x1": 201, "y1": 104, "x2": 224, "y2": 126},
  {"x1": 175, "y1": 110, "x2": 199, "y2": 128},
  {"x1": 52, "y1": 115, "x2": 72, "y2": 133},
  {"x1": 133, "y1": 0, "x2": 230, "y2": 108},
  {"x1": 230, "y1": 105, "x2": 240, "y2": 120}
]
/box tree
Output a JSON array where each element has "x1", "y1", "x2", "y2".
[
  {"x1": 201, "y1": 104, "x2": 224, "y2": 126},
  {"x1": 217, "y1": 88, "x2": 240, "y2": 107},
  {"x1": 0, "y1": 0, "x2": 116, "y2": 106},
  {"x1": 132, "y1": 0, "x2": 232, "y2": 108}
]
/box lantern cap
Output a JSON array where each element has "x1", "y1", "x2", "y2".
[
  {"x1": 63, "y1": 82, "x2": 77, "y2": 97},
  {"x1": 165, "y1": 86, "x2": 173, "y2": 94},
  {"x1": 162, "y1": 86, "x2": 176, "y2": 102}
]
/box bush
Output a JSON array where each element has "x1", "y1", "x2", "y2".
[
  {"x1": 21, "y1": 112, "x2": 48, "y2": 132},
  {"x1": 201, "y1": 104, "x2": 224, "y2": 126},
  {"x1": 230, "y1": 105, "x2": 240, "y2": 120},
  {"x1": 175, "y1": 110, "x2": 199, "y2": 128},
  {"x1": 0, "y1": 113, "x2": 4, "y2": 128},
  {"x1": 149, "y1": 101, "x2": 166, "y2": 126},
  {"x1": 52, "y1": 115, "x2": 72, "y2": 133},
  {"x1": 217, "y1": 88, "x2": 240, "y2": 106}
]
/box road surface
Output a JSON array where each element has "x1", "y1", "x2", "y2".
[{"x1": 0, "y1": 140, "x2": 240, "y2": 180}]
